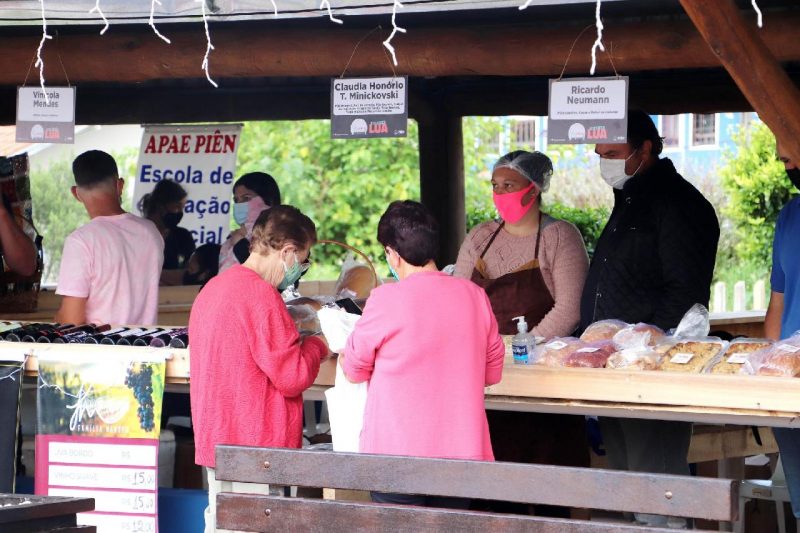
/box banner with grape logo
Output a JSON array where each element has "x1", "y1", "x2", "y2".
[{"x1": 34, "y1": 347, "x2": 166, "y2": 533}]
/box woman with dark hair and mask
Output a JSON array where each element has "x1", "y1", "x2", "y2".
[
  {"x1": 219, "y1": 171, "x2": 282, "y2": 273},
  {"x1": 140, "y1": 179, "x2": 195, "y2": 283}
]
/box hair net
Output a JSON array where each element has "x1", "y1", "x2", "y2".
[{"x1": 493, "y1": 150, "x2": 554, "y2": 193}]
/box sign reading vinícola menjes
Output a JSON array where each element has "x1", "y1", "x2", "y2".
[
  {"x1": 547, "y1": 76, "x2": 629, "y2": 144},
  {"x1": 331, "y1": 77, "x2": 408, "y2": 139},
  {"x1": 35, "y1": 347, "x2": 166, "y2": 533},
  {"x1": 16, "y1": 87, "x2": 76, "y2": 144}
]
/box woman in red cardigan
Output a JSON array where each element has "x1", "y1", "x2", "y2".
[{"x1": 189, "y1": 205, "x2": 329, "y2": 533}]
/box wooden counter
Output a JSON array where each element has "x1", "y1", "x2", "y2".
[{"x1": 13, "y1": 342, "x2": 798, "y2": 429}]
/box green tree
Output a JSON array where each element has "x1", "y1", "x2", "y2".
[{"x1": 719, "y1": 122, "x2": 790, "y2": 269}]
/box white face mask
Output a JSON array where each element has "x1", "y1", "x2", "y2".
[{"x1": 599, "y1": 151, "x2": 643, "y2": 190}]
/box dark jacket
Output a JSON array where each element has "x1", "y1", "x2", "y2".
[{"x1": 578, "y1": 158, "x2": 720, "y2": 332}]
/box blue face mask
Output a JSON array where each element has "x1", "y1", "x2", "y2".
[
  {"x1": 233, "y1": 202, "x2": 249, "y2": 225},
  {"x1": 277, "y1": 253, "x2": 308, "y2": 292},
  {"x1": 386, "y1": 255, "x2": 400, "y2": 281}
]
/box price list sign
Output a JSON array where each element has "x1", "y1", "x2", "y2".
[{"x1": 35, "y1": 349, "x2": 166, "y2": 533}]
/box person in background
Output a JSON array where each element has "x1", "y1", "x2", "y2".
[
  {"x1": 182, "y1": 243, "x2": 221, "y2": 287},
  {"x1": 580, "y1": 110, "x2": 719, "y2": 528},
  {"x1": 453, "y1": 151, "x2": 590, "y2": 516},
  {"x1": 190, "y1": 205, "x2": 329, "y2": 533},
  {"x1": 140, "y1": 179, "x2": 195, "y2": 285},
  {"x1": 342, "y1": 200, "x2": 504, "y2": 509},
  {"x1": 0, "y1": 192, "x2": 37, "y2": 276},
  {"x1": 55, "y1": 150, "x2": 163, "y2": 326},
  {"x1": 219, "y1": 171, "x2": 281, "y2": 273},
  {"x1": 764, "y1": 138, "x2": 800, "y2": 521}
]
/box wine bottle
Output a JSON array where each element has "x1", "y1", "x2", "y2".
[
  {"x1": 100, "y1": 328, "x2": 146, "y2": 345},
  {"x1": 117, "y1": 328, "x2": 163, "y2": 346},
  {"x1": 4, "y1": 323, "x2": 46, "y2": 342},
  {"x1": 149, "y1": 327, "x2": 188, "y2": 348},
  {"x1": 133, "y1": 328, "x2": 175, "y2": 347},
  {"x1": 37, "y1": 324, "x2": 105, "y2": 343},
  {"x1": 169, "y1": 333, "x2": 189, "y2": 349},
  {"x1": 20, "y1": 324, "x2": 74, "y2": 343},
  {"x1": 51, "y1": 324, "x2": 112, "y2": 344},
  {"x1": 83, "y1": 327, "x2": 130, "y2": 344}
]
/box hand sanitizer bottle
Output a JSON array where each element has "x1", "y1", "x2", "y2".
[{"x1": 511, "y1": 316, "x2": 536, "y2": 365}]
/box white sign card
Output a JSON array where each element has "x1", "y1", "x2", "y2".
[
  {"x1": 16, "y1": 86, "x2": 76, "y2": 144},
  {"x1": 547, "y1": 76, "x2": 629, "y2": 144},
  {"x1": 133, "y1": 124, "x2": 242, "y2": 246},
  {"x1": 331, "y1": 77, "x2": 408, "y2": 138}
]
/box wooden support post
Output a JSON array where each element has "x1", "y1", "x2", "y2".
[
  {"x1": 417, "y1": 100, "x2": 465, "y2": 267},
  {"x1": 680, "y1": 0, "x2": 800, "y2": 164}
]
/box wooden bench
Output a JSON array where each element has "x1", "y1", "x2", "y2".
[
  {"x1": 0, "y1": 494, "x2": 95, "y2": 532},
  {"x1": 214, "y1": 446, "x2": 739, "y2": 532}
]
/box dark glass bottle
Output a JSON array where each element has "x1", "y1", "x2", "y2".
[
  {"x1": 20, "y1": 324, "x2": 74, "y2": 343},
  {"x1": 133, "y1": 328, "x2": 175, "y2": 347},
  {"x1": 117, "y1": 328, "x2": 164, "y2": 346},
  {"x1": 51, "y1": 324, "x2": 112, "y2": 344},
  {"x1": 169, "y1": 333, "x2": 189, "y2": 349},
  {"x1": 83, "y1": 327, "x2": 130, "y2": 344},
  {"x1": 149, "y1": 327, "x2": 188, "y2": 348},
  {"x1": 100, "y1": 328, "x2": 146, "y2": 345},
  {"x1": 3, "y1": 323, "x2": 45, "y2": 342}
]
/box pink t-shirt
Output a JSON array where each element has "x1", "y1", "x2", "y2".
[
  {"x1": 342, "y1": 271, "x2": 505, "y2": 461},
  {"x1": 57, "y1": 213, "x2": 163, "y2": 325}
]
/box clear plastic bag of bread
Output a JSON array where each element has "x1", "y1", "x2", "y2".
[
  {"x1": 536, "y1": 337, "x2": 585, "y2": 367},
  {"x1": 580, "y1": 319, "x2": 628, "y2": 342},
  {"x1": 612, "y1": 323, "x2": 665, "y2": 350},
  {"x1": 563, "y1": 340, "x2": 616, "y2": 368},
  {"x1": 334, "y1": 253, "x2": 378, "y2": 300},
  {"x1": 672, "y1": 303, "x2": 711, "y2": 338},
  {"x1": 607, "y1": 328, "x2": 663, "y2": 371},
  {"x1": 742, "y1": 333, "x2": 800, "y2": 377}
]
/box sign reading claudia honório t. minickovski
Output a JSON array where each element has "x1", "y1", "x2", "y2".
[
  {"x1": 548, "y1": 76, "x2": 628, "y2": 145},
  {"x1": 331, "y1": 77, "x2": 408, "y2": 139}
]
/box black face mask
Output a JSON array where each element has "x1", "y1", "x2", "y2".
[
  {"x1": 163, "y1": 212, "x2": 183, "y2": 228},
  {"x1": 787, "y1": 168, "x2": 800, "y2": 191}
]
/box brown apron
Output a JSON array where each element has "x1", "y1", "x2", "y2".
[
  {"x1": 470, "y1": 215, "x2": 589, "y2": 469},
  {"x1": 470, "y1": 216, "x2": 554, "y2": 334}
]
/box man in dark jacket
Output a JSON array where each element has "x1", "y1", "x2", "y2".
[{"x1": 580, "y1": 110, "x2": 720, "y2": 528}]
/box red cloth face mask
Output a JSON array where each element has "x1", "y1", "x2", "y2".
[{"x1": 493, "y1": 182, "x2": 537, "y2": 224}]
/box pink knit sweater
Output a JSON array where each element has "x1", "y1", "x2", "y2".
[
  {"x1": 454, "y1": 215, "x2": 589, "y2": 339},
  {"x1": 189, "y1": 265, "x2": 327, "y2": 468},
  {"x1": 342, "y1": 271, "x2": 504, "y2": 460}
]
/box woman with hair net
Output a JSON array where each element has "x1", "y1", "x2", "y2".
[{"x1": 454, "y1": 150, "x2": 590, "y2": 516}]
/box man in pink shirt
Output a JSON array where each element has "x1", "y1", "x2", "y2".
[{"x1": 55, "y1": 150, "x2": 163, "y2": 326}]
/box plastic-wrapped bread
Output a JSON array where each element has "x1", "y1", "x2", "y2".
[
  {"x1": 612, "y1": 323, "x2": 665, "y2": 349},
  {"x1": 658, "y1": 339, "x2": 726, "y2": 373},
  {"x1": 743, "y1": 337, "x2": 800, "y2": 377},
  {"x1": 606, "y1": 347, "x2": 662, "y2": 370},
  {"x1": 563, "y1": 341, "x2": 615, "y2": 368},
  {"x1": 536, "y1": 337, "x2": 585, "y2": 368},
  {"x1": 580, "y1": 320, "x2": 628, "y2": 342},
  {"x1": 709, "y1": 339, "x2": 773, "y2": 375}
]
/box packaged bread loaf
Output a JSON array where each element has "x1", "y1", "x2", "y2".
[
  {"x1": 536, "y1": 337, "x2": 585, "y2": 367},
  {"x1": 612, "y1": 323, "x2": 665, "y2": 349},
  {"x1": 709, "y1": 339, "x2": 773, "y2": 375},
  {"x1": 580, "y1": 320, "x2": 628, "y2": 342},
  {"x1": 658, "y1": 339, "x2": 726, "y2": 373},
  {"x1": 606, "y1": 347, "x2": 662, "y2": 370},
  {"x1": 743, "y1": 336, "x2": 800, "y2": 377},
  {"x1": 563, "y1": 341, "x2": 615, "y2": 368}
]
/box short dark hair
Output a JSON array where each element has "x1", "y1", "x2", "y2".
[
  {"x1": 628, "y1": 110, "x2": 664, "y2": 157},
  {"x1": 250, "y1": 205, "x2": 317, "y2": 254},
  {"x1": 234, "y1": 172, "x2": 281, "y2": 206},
  {"x1": 377, "y1": 200, "x2": 439, "y2": 267},
  {"x1": 72, "y1": 150, "x2": 119, "y2": 188},
  {"x1": 140, "y1": 179, "x2": 187, "y2": 218},
  {"x1": 193, "y1": 243, "x2": 221, "y2": 276}
]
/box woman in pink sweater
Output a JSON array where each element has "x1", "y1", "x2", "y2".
[
  {"x1": 189, "y1": 205, "x2": 329, "y2": 533},
  {"x1": 342, "y1": 201, "x2": 505, "y2": 509}
]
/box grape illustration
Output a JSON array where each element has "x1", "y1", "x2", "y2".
[{"x1": 125, "y1": 364, "x2": 156, "y2": 432}]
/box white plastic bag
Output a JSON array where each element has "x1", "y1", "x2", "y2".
[
  {"x1": 317, "y1": 306, "x2": 361, "y2": 354},
  {"x1": 324, "y1": 361, "x2": 368, "y2": 452}
]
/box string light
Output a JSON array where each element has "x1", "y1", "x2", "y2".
[
  {"x1": 383, "y1": 0, "x2": 406, "y2": 67},
  {"x1": 518, "y1": 0, "x2": 534, "y2": 10},
  {"x1": 752, "y1": 0, "x2": 763, "y2": 28},
  {"x1": 590, "y1": 0, "x2": 604, "y2": 75},
  {"x1": 199, "y1": 0, "x2": 219, "y2": 88},
  {"x1": 0, "y1": 359, "x2": 26, "y2": 383},
  {"x1": 149, "y1": 0, "x2": 171, "y2": 44},
  {"x1": 320, "y1": 0, "x2": 343, "y2": 24},
  {"x1": 34, "y1": 0, "x2": 52, "y2": 104},
  {"x1": 89, "y1": 0, "x2": 109, "y2": 35},
  {"x1": 271, "y1": 0, "x2": 279, "y2": 17}
]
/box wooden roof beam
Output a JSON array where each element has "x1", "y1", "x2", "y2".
[{"x1": 681, "y1": 0, "x2": 800, "y2": 166}]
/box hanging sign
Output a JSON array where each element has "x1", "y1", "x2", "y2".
[
  {"x1": 331, "y1": 76, "x2": 408, "y2": 138},
  {"x1": 35, "y1": 347, "x2": 166, "y2": 533},
  {"x1": 0, "y1": 348, "x2": 24, "y2": 493},
  {"x1": 547, "y1": 76, "x2": 629, "y2": 144},
  {"x1": 134, "y1": 124, "x2": 242, "y2": 246},
  {"x1": 16, "y1": 87, "x2": 76, "y2": 144}
]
